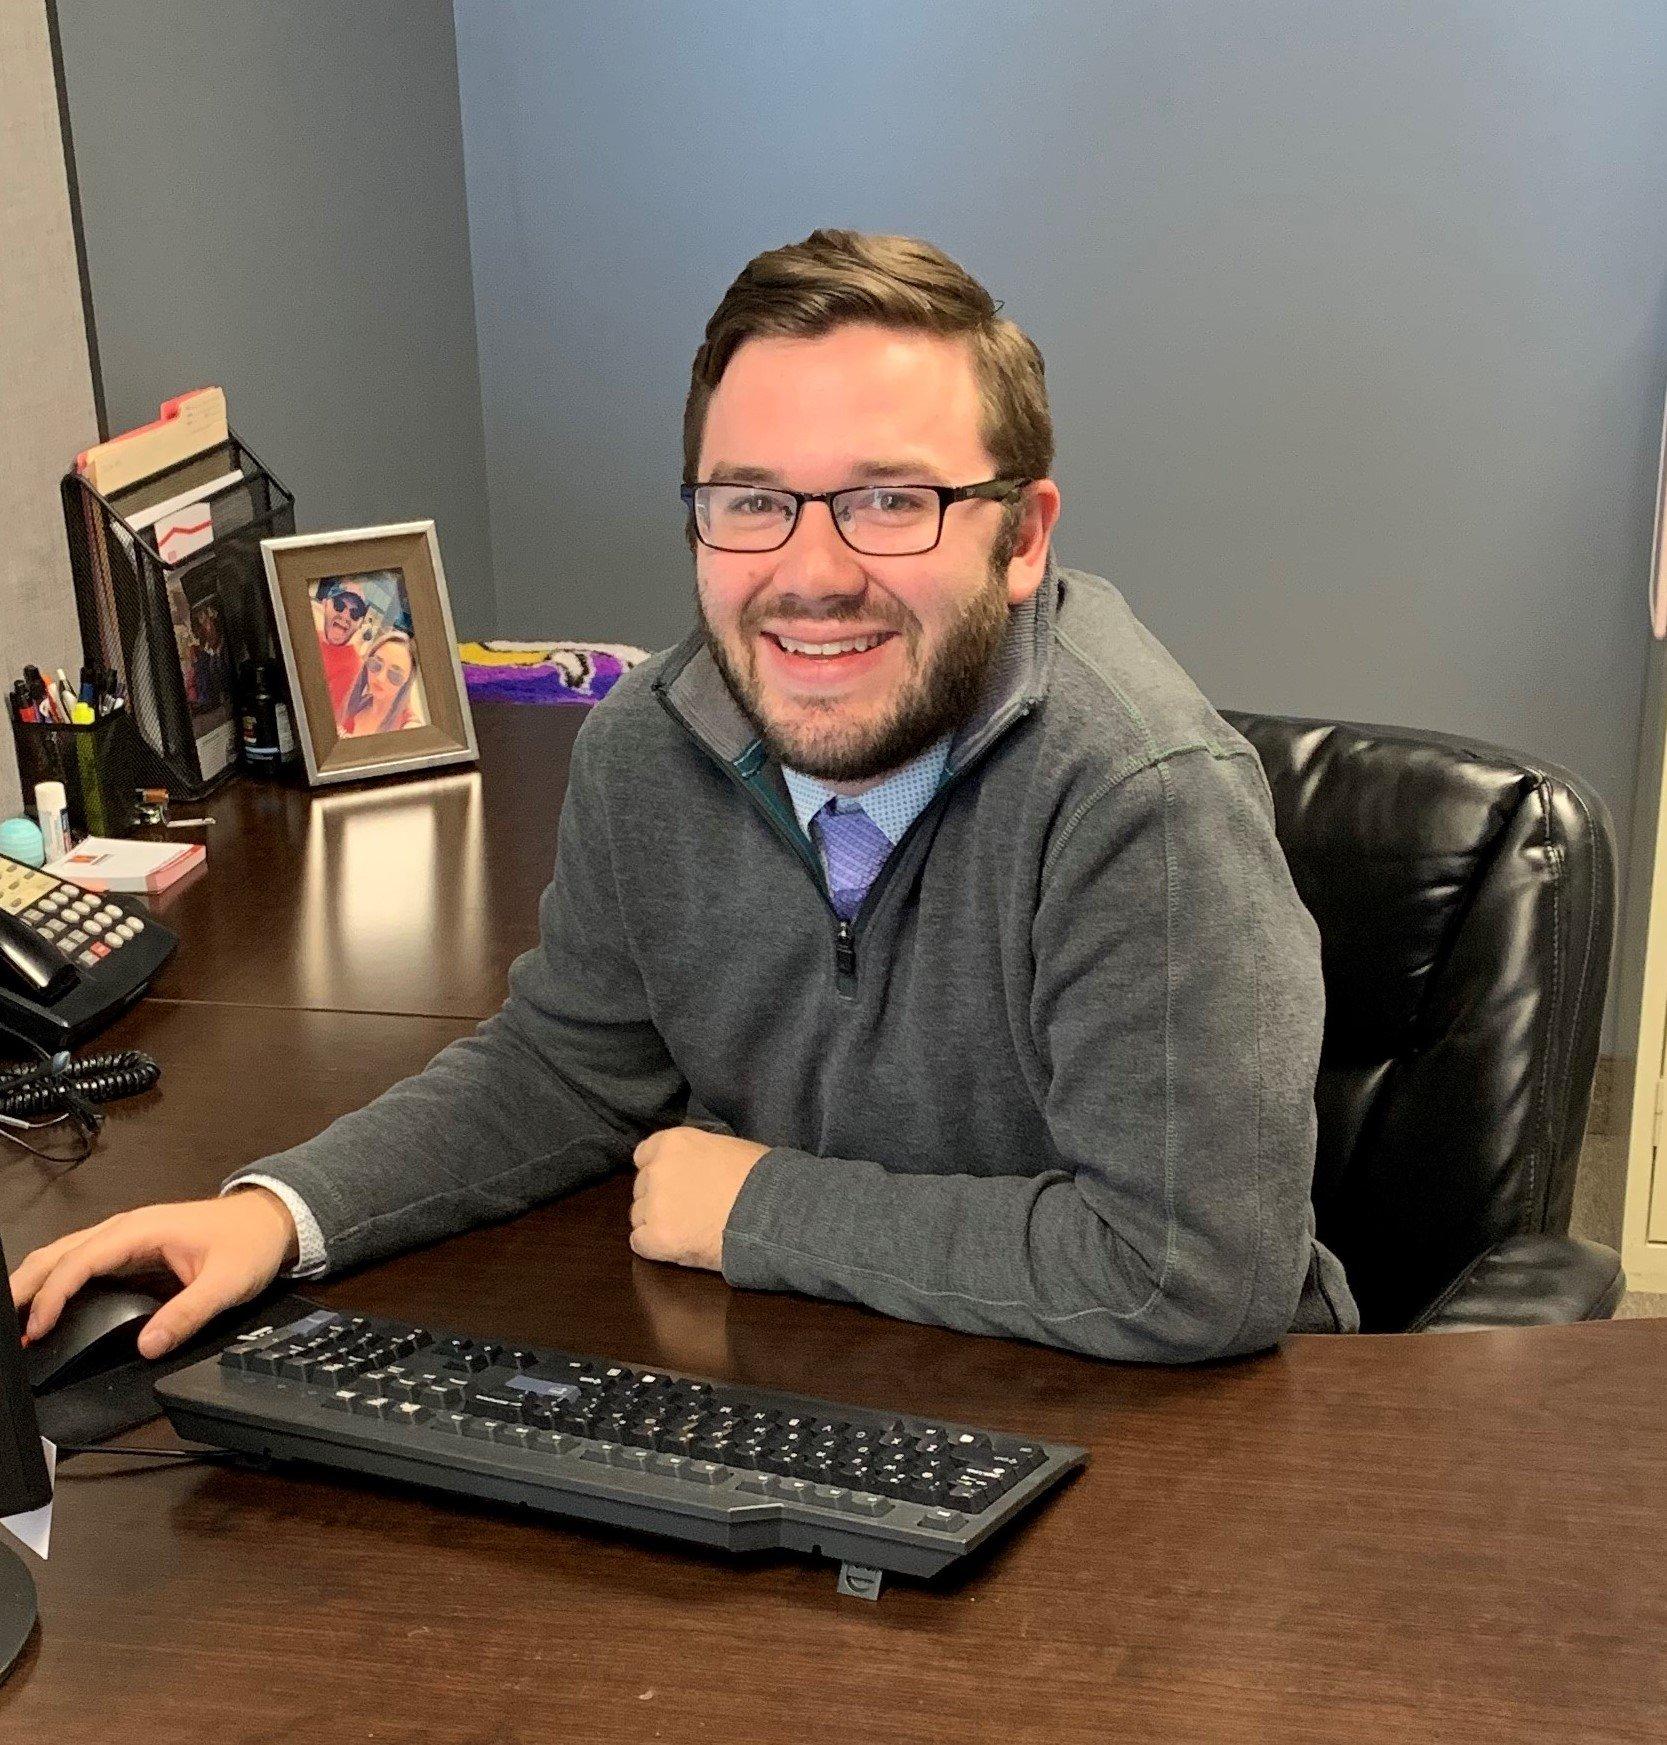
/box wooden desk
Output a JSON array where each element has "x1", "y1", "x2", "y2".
[
  {"x1": 4, "y1": 706, "x2": 1666, "y2": 1741},
  {"x1": 147, "y1": 704, "x2": 580, "y2": 1018}
]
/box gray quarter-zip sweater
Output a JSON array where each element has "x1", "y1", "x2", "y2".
[{"x1": 226, "y1": 551, "x2": 1358, "y2": 1359}]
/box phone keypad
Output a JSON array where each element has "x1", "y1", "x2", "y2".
[
  {"x1": 0, "y1": 863, "x2": 58, "y2": 916},
  {"x1": 0, "y1": 868, "x2": 142, "y2": 971}
]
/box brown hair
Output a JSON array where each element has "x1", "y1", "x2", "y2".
[{"x1": 683, "y1": 229, "x2": 1052, "y2": 553}]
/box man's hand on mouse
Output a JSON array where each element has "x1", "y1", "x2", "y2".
[
  {"x1": 8, "y1": 1188, "x2": 299, "y2": 1359},
  {"x1": 630, "y1": 1127, "x2": 771, "y2": 1271},
  {"x1": 13, "y1": 1132, "x2": 768, "y2": 1353}
]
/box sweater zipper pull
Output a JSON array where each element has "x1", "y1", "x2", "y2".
[{"x1": 834, "y1": 919, "x2": 857, "y2": 982}]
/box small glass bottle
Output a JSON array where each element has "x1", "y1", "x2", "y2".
[{"x1": 238, "y1": 660, "x2": 297, "y2": 772}]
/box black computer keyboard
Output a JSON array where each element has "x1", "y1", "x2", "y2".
[{"x1": 155, "y1": 1301, "x2": 1086, "y2": 1590}]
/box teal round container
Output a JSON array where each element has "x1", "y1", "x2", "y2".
[{"x1": 0, "y1": 816, "x2": 46, "y2": 867}]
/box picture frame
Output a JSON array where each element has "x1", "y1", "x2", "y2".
[{"x1": 260, "y1": 521, "x2": 478, "y2": 787}]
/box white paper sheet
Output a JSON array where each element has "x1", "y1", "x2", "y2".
[{"x1": 0, "y1": 1439, "x2": 54, "y2": 1561}]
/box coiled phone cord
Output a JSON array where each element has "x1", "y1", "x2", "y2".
[
  {"x1": 0, "y1": 1021, "x2": 160, "y2": 1164},
  {"x1": 0, "y1": 1049, "x2": 159, "y2": 1117}
]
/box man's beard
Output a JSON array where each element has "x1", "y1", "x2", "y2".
[{"x1": 696, "y1": 528, "x2": 1017, "y2": 784}]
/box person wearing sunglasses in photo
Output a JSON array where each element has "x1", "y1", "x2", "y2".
[
  {"x1": 339, "y1": 631, "x2": 421, "y2": 737},
  {"x1": 13, "y1": 229, "x2": 1357, "y2": 1369},
  {"x1": 316, "y1": 580, "x2": 370, "y2": 715}
]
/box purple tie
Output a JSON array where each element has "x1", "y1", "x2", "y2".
[{"x1": 812, "y1": 799, "x2": 893, "y2": 921}]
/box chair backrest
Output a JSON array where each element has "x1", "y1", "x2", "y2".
[{"x1": 1222, "y1": 712, "x2": 1616, "y2": 1332}]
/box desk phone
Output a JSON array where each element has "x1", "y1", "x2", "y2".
[{"x1": 0, "y1": 852, "x2": 177, "y2": 1049}]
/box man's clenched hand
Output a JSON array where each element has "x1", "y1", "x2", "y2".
[{"x1": 630, "y1": 1127, "x2": 771, "y2": 1271}]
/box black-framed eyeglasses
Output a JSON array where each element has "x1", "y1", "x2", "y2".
[
  {"x1": 328, "y1": 592, "x2": 368, "y2": 619},
  {"x1": 680, "y1": 476, "x2": 1031, "y2": 556}
]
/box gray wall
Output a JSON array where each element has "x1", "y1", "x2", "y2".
[
  {"x1": 456, "y1": 0, "x2": 1667, "y2": 1052},
  {"x1": 54, "y1": 0, "x2": 496, "y2": 633}
]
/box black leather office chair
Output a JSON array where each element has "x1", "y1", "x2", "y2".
[{"x1": 1223, "y1": 712, "x2": 1625, "y2": 1333}]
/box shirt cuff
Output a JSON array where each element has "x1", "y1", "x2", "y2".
[{"x1": 222, "y1": 1174, "x2": 329, "y2": 1279}]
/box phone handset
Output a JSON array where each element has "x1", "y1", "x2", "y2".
[{"x1": 0, "y1": 910, "x2": 81, "y2": 1005}]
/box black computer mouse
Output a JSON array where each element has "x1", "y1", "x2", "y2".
[{"x1": 23, "y1": 1281, "x2": 167, "y2": 1394}]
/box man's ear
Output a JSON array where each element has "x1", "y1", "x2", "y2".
[{"x1": 1004, "y1": 479, "x2": 1062, "y2": 608}]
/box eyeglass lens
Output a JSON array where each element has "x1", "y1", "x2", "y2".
[{"x1": 695, "y1": 485, "x2": 944, "y2": 554}]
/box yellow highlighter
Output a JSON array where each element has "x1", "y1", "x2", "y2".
[{"x1": 69, "y1": 702, "x2": 108, "y2": 837}]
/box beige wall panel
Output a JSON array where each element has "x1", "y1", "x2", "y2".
[{"x1": 0, "y1": 2, "x2": 99, "y2": 819}]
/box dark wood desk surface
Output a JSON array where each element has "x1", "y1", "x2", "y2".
[
  {"x1": 147, "y1": 703, "x2": 580, "y2": 1019},
  {"x1": 4, "y1": 708, "x2": 1666, "y2": 1741}
]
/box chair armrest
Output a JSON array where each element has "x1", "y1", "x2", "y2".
[{"x1": 1411, "y1": 1234, "x2": 1625, "y2": 1331}]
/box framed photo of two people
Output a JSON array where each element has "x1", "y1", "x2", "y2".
[{"x1": 261, "y1": 522, "x2": 478, "y2": 786}]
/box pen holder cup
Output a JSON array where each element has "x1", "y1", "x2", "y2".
[{"x1": 10, "y1": 710, "x2": 149, "y2": 841}]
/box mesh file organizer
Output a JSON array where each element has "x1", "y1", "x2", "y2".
[{"x1": 60, "y1": 432, "x2": 295, "y2": 801}]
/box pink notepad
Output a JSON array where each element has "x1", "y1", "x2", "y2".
[{"x1": 46, "y1": 836, "x2": 206, "y2": 894}]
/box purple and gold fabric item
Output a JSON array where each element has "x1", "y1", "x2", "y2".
[{"x1": 460, "y1": 641, "x2": 649, "y2": 707}]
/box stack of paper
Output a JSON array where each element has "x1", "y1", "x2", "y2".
[
  {"x1": 75, "y1": 388, "x2": 228, "y2": 495},
  {"x1": 72, "y1": 389, "x2": 239, "y2": 780},
  {"x1": 45, "y1": 836, "x2": 206, "y2": 895}
]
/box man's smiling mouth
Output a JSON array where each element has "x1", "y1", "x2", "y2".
[{"x1": 762, "y1": 630, "x2": 896, "y2": 657}]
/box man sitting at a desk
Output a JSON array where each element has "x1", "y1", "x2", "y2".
[{"x1": 12, "y1": 230, "x2": 1358, "y2": 1361}]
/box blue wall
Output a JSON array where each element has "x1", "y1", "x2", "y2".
[
  {"x1": 54, "y1": 1, "x2": 1667, "y2": 1049},
  {"x1": 455, "y1": 0, "x2": 1667, "y2": 1047},
  {"x1": 57, "y1": 0, "x2": 497, "y2": 633}
]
